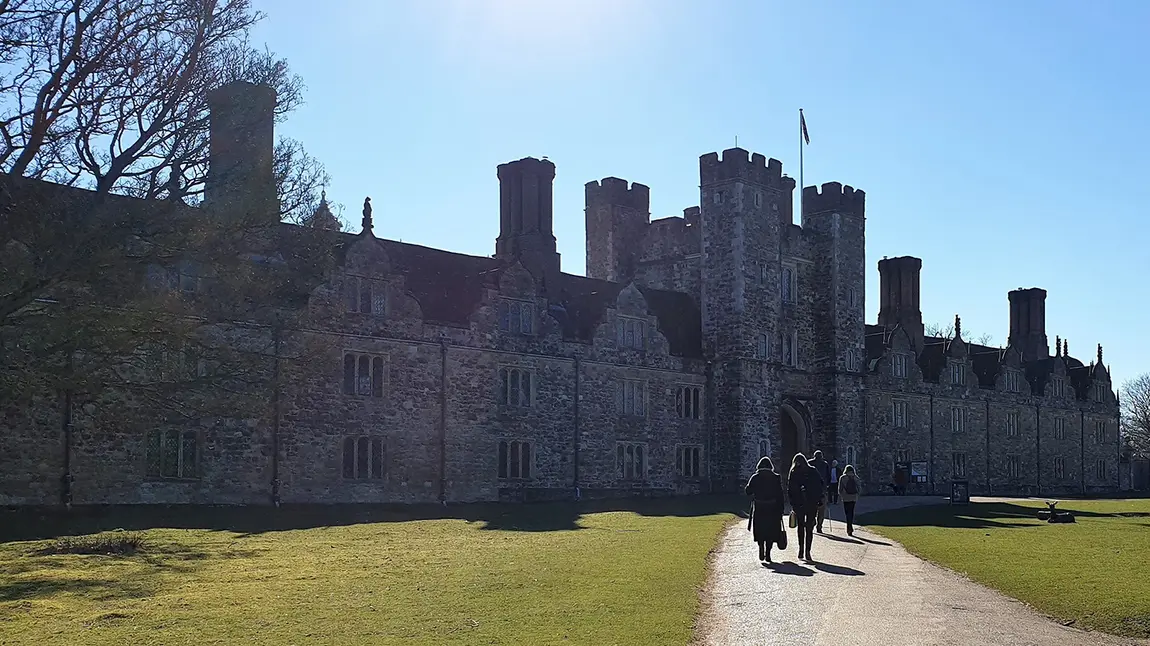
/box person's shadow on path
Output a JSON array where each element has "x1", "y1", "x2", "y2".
[
  {"x1": 819, "y1": 533, "x2": 864, "y2": 545},
  {"x1": 764, "y1": 561, "x2": 815, "y2": 576},
  {"x1": 814, "y1": 562, "x2": 865, "y2": 576}
]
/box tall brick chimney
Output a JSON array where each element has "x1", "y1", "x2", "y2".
[
  {"x1": 206, "y1": 81, "x2": 278, "y2": 220},
  {"x1": 878, "y1": 256, "x2": 924, "y2": 351},
  {"x1": 1008, "y1": 288, "x2": 1049, "y2": 362},
  {"x1": 495, "y1": 157, "x2": 561, "y2": 288}
]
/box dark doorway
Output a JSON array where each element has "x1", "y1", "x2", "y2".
[{"x1": 780, "y1": 403, "x2": 808, "y2": 474}]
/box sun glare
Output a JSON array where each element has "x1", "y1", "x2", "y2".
[{"x1": 435, "y1": 0, "x2": 644, "y2": 66}]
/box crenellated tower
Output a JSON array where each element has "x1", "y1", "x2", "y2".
[
  {"x1": 699, "y1": 148, "x2": 794, "y2": 489},
  {"x1": 802, "y1": 182, "x2": 867, "y2": 461},
  {"x1": 584, "y1": 178, "x2": 650, "y2": 283}
]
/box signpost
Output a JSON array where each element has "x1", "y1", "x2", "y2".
[{"x1": 951, "y1": 480, "x2": 970, "y2": 505}]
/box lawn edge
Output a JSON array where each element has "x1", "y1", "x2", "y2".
[
  {"x1": 860, "y1": 518, "x2": 1147, "y2": 641},
  {"x1": 688, "y1": 515, "x2": 743, "y2": 646}
]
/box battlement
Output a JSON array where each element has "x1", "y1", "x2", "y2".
[
  {"x1": 802, "y1": 182, "x2": 865, "y2": 215},
  {"x1": 1008, "y1": 287, "x2": 1047, "y2": 301},
  {"x1": 877, "y1": 255, "x2": 922, "y2": 272},
  {"x1": 699, "y1": 148, "x2": 785, "y2": 189},
  {"x1": 585, "y1": 177, "x2": 650, "y2": 212}
]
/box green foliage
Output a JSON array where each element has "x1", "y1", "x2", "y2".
[
  {"x1": 860, "y1": 500, "x2": 1150, "y2": 638},
  {"x1": 0, "y1": 497, "x2": 740, "y2": 645}
]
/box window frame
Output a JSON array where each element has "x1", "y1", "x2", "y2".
[
  {"x1": 1054, "y1": 456, "x2": 1066, "y2": 480},
  {"x1": 499, "y1": 366, "x2": 535, "y2": 408},
  {"x1": 617, "y1": 379, "x2": 647, "y2": 418},
  {"x1": 1006, "y1": 411, "x2": 1019, "y2": 437},
  {"x1": 950, "y1": 361, "x2": 966, "y2": 386},
  {"x1": 953, "y1": 451, "x2": 967, "y2": 478},
  {"x1": 951, "y1": 407, "x2": 965, "y2": 434},
  {"x1": 892, "y1": 353, "x2": 909, "y2": 378},
  {"x1": 616, "y1": 316, "x2": 647, "y2": 351},
  {"x1": 781, "y1": 266, "x2": 797, "y2": 303},
  {"x1": 342, "y1": 351, "x2": 386, "y2": 398},
  {"x1": 146, "y1": 428, "x2": 200, "y2": 480},
  {"x1": 892, "y1": 400, "x2": 908, "y2": 428},
  {"x1": 616, "y1": 441, "x2": 648, "y2": 480},
  {"x1": 675, "y1": 385, "x2": 703, "y2": 420},
  {"x1": 342, "y1": 435, "x2": 385, "y2": 480},
  {"x1": 1054, "y1": 417, "x2": 1066, "y2": 441},
  {"x1": 1096, "y1": 458, "x2": 1107, "y2": 481},
  {"x1": 497, "y1": 298, "x2": 536, "y2": 336},
  {"x1": 498, "y1": 439, "x2": 534, "y2": 480},
  {"x1": 1093, "y1": 420, "x2": 1105, "y2": 445},
  {"x1": 676, "y1": 444, "x2": 704, "y2": 479},
  {"x1": 1006, "y1": 455, "x2": 1020, "y2": 479}
]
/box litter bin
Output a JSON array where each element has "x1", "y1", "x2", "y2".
[{"x1": 951, "y1": 480, "x2": 969, "y2": 505}]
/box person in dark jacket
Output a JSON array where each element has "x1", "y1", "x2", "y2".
[
  {"x1": 788, "y1": 452, "x2": 824, "y2": 562},
  {"x1": 745, "y1": 457, "x2": 785, "y2": 563},
  {"x1": 808, "y1": 451, "x2": 831, "y2": 533},
  {"x1": 837, "y1": 464, "x2": 861, "y2": 536}
]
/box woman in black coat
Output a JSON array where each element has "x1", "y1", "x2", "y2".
[
  {"x1": 745, "y1": 456, "x2": 785, "y2": 563},
  {"x1": 787, "y1": 452, "x2": 824, "y2": 563}
]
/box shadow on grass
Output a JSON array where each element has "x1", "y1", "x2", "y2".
[
  {"x1": 0, "y1": 494, "x2": 748, "y2": 543},
  {"x1": 0, "y1": 577, "x2": 154, "y2": 603},
  {"x1": 857, "y1": 501, "x2": 1147, "y2": 531}
]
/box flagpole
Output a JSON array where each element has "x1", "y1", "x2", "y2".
[{"x1": 799, "y1": 108, "x2": 805, "y2": 221}]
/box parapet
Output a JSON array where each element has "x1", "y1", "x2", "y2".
[
  {"x1": 498, "y1": 156, "x2": 556, "y2": 180},
  {"x1": 585, "y1": 177, "x2": 650, "y2": 212},
  {"x1": 699, "y1": 148, "x2": 785, "y2": 189},
  {"x1": 878, "y1": 256, "x2": 922, "y2": 273},
  {"x1": 1008, "y1": 287, "x2": 1047, "y2": 302},
  {"x1": 802, "y1": 182, "x2": 865, "y2": 215}
]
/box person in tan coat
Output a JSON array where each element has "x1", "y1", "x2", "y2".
[{"x1": 837, "y1": 464, "x2": 861, "y2": 536}]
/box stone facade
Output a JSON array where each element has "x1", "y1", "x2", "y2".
[{"x1": 0, "y1": 83, "x2": 1121, "y2": 506}]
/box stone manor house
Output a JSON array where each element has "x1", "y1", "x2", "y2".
[{"x1": 1, "y1": 81, "x2": 1121, "y2": 506}]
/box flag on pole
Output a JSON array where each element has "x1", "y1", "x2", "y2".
[{"x1": 800, "y1": 110, "x2": 810, "y2": 145}]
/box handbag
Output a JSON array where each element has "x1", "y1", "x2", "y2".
[
  {"x1": 788, "y1": 510, "x2": 797, "y2": 528},
  {"x1": 777, "y1": 518, "x2": 788, "y2": 549}
]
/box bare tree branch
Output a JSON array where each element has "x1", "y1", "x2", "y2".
[{"x1": 1122, "y1": 373, "x2": 1150, "y2": 457}]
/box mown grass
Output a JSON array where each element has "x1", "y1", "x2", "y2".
[
  {"x1": 859, "y1": 498, "x2": 1150, "y2": 638},
  {"x1": 0, "y1": 496, "x2": 741, "y2": 645}
]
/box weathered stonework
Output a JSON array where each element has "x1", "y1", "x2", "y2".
[{"x1": 0, "y1": 96, "x2": 1121, "y2": 506}]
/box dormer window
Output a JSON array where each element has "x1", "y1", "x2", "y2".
[
  {"x1": 345, "y1": 276, "x2": 384, "y2": 315},
  {"x1": 892, "y1": 354, "x2": 909, "y2": 378},
  {"x1": 1005, "y1": 370, "x2": 1021, "y2": 393},
  {"x1": 498, "y1": 299, "x2": 535, "y2": 335},
  {"x1": 1092, "y1": 383, "x2": 1107, "y2": 402},
  {"x1": 1052, "y1": 377, "x2": 1066, "y2": 398},
  {"x1": 616, "y1": 316, "x2": 646, "y2": 350},
  {"x1": 950, "y1": 361, "x2": 965, "y2": 386}
]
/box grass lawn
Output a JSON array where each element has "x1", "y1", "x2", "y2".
[
  {"x1": 0, "y1": 496, "x2": 741, "y2": 645},
  {"x1": 858, "y1": 498, "x2": 1150, "y2": 638}
]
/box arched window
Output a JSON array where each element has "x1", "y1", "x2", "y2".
[
  {"x1": 758, "y1": 439, "x2": 771, "y2": 460},
  {"x1": 845, "y1": 445, "x2": 857, "y2": 468}
]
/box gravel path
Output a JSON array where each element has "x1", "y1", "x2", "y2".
[{"x1": 697, "y1": 496, "x2": 1148, "y2": 646}]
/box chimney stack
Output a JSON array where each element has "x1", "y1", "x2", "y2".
[
  {"x1": 206, "y1": 81, "x2": 278, "y2": 220},
  {"x1": 877, "y1": 256, "x2": 925, "y2": 351},
  {"x1": 495, "y1": 157, "x2": 560, "y2": 288},
  {"x1": 1007, "y1": 288, "x2": 1049, "y2": 362}
]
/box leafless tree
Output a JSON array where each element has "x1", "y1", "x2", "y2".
[
  {"x1": 924, "y1": 321, "x2": 995, "y2": 347},
  {"x1": 0, "y1": 0, "x2": 336, "y2": 418},
  {"x1": 1121, "y1": 373, "x2": 1150, "y2": 457}
]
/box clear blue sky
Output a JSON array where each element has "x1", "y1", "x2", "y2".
[{"x1": 250, "y1": 0, "x2": 1148, "y2": 389}]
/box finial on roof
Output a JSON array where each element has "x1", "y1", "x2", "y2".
[
  {"x1": 1064, "y1": 339, "x2": 1069, "y2": 357},
  {"x1": 1055, "y1": 335, "x2": 1061, "y2": 357},
  {"x1": 1097, "y1": 343, "x2": 1103, "y2": 365},
  {"x1": 361, "y1": 197, "x2": 374, "y2": 236},
  {"x1": 320, "y1": 189, "x2": 327, "y2": 205},
  {"x1": 954, "y1": 315, "x2": 962, "y2": 339}
]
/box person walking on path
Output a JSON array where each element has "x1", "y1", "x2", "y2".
[
  {"x1": 828, "y1": 459, "x2": 840, "y2": 504},
  {"x1": 744, "y1": 457, "x2": 785, "y2": 564},
  {"x1": 837, "y1": 464, "x2": 861, "y2": 536},
  {"x1": 787, "y1": 453, "x2": 824, "y2": 562},
  {"x1": 808, "y1": 451, "x2": 831, "y2": 533}
]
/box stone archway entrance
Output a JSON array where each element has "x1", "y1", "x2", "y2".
[{"x1": 780, "y1": 400, "x2": 811, "y2": 474}]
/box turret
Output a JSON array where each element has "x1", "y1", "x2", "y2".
[
  {"x1": 206, "y1": 81, "x2": 278, "y2": 221},
  {"x1": 1007, "y1": 288, "x2": 1049, "y2": 362},
  {"x1": 495, "y1": 157, "x2": 561, "y2": 289},
  {"x1": 877, "y1": 256, "x2": 924, "y2": 352},
  {"x1": 584, "y1": 177, "x2": 649, "y2": 282}
]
